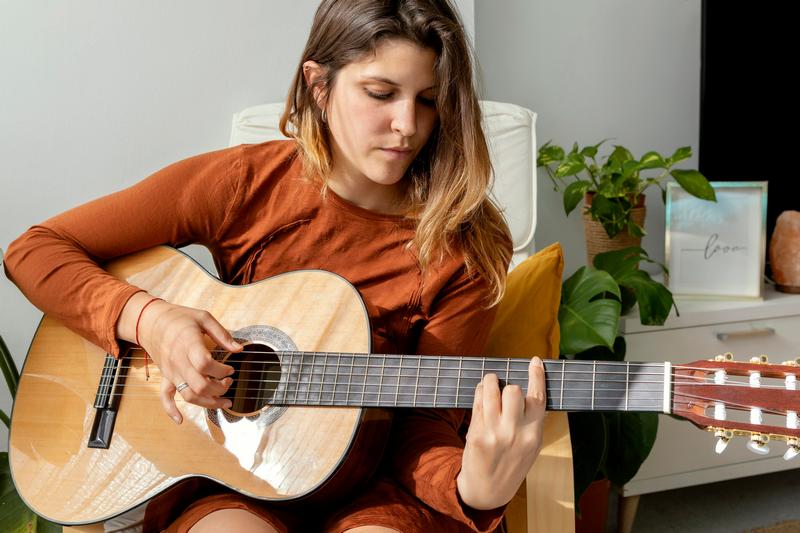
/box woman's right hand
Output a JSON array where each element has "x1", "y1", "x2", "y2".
[{"x1": 117, "y1": 292, "x2": 242, "y2": 424}]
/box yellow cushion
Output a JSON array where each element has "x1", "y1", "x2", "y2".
[{"x1": 485, "y1": 242, "x2": 564, "y2": 358}]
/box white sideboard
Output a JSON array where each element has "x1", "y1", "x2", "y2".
[{"x1": 620, "y1": 283, "x2": 800, "y2": 497}]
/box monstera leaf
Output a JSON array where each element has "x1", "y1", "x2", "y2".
[
  {"x1": 558, "y1": 266, "x2": 621, "y2": 355},
  {"x1": 592, "y1": 247, "x2": 677, "y2": 325}
]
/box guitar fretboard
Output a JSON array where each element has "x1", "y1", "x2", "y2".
[{"x1": 234, "y1": 352, "x2": 669, "y2": 413}]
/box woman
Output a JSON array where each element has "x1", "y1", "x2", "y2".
[{"x1": 4, "y1": 1, "x2": 546, "y2": 532}]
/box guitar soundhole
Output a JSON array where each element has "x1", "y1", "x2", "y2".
[{"x1": 222, "y1": 343, "x2": 282, "y2": 414}]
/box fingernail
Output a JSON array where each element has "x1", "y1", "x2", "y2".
[
  {"x1": 223, "y1": 400, "x2": 232, "y2": 409},
  {"x1": 171, "y1": 414, "x2": 182, "y2": 424},
  {"x1": 232, "y1": 341, "x2": 243, "y2": 350},
  {"x1": 533, "y1": 357, "x2": 543, "y2": 367}
]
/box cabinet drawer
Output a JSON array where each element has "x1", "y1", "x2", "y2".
[
  {"x1": 624, "y1": 314, "x2": 800, "y2": 495},
  {"x1": 625, "y1": 314, "x2": 800, "y2": 364}
]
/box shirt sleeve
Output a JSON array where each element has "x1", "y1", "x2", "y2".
[
  {"x1": 2, "y1": 145, "x2": 245, "y2": 357},
  {"x1": 389, "y1": 264, "x2": 509, "y2": 533}
]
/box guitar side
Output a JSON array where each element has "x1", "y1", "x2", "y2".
[{"x1": 9, "y1": 246, "x2": 386, "y2": 525}]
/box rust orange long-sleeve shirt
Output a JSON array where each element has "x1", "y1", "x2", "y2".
[{"x1": 4, "y1": 139, "x2": 510, "y2": 532}]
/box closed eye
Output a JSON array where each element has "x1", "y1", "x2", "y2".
[{"x1": 364, "y1": 89, "x2": 437, "y2": 108}]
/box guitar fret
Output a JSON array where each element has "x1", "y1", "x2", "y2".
[
  {"x1": 591, "y1": 360, "x2": 596, "y2": 411},
  {"x1": 560, "y1": 360, "x2": 566, "y2": 410},
  {"x1": 413, "y1": 356, "x2": 420, "y2": 407},
  {"x1": 306, "y1": 351, "x2": 315, "y2": 404},
  {"x1": 331, "y1": 353, "x2": 339, "y2": 406},
  {"x1": 360, "y1": 354, "x2": 368, "y2": 406},
  {"x1": 394, "y1": 356, "x2": 401, "y2": 407},
  {"x1": 456, "y1": 357, "x2": 462, "y2": 408},
  {"x1": 505, "y1": 358, "x2": 511, "y2": 387},
  {"x1": 433, "y1": 357, "x2": 441, "y2": 407},
  {"x1": 347, "y1": 354, "x2": 354, "y2": 405},
  {"x1": 378, "y1": 355, "x2": 385, "y2": 406},
  {"x1": 625, "y1": 361, "x2": 630, "y2": 411}
]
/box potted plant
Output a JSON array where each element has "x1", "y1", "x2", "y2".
[
  {"x1": 0, "y1": 248, "x2": 62, "y2": 532},
  {"x1": 558, "y1": 246, "x2": 678, "y2": 531},
  {"x1": 537, "y1": 140, "x2": 717, "y2": 264}
]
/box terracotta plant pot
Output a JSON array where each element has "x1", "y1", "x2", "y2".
[
  {"x1": 582, "y1": 193, "x2": 646, "y2": 267},
  {"x1": 769, "y1": 210, "x2": 800, "y2": 293}
]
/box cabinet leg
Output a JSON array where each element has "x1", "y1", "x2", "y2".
[{"x1": 617, "y1": 494, "x2": 640, "y2": 533}]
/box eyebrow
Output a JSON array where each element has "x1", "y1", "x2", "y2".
[{"x1": 362, "y1": 76, "x2": 436, "y2": 91}]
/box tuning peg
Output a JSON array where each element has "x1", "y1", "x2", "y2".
[
  {"x1": 785, "y1": 444, "x2": 799, "y2": 461},
  {"x1": 781, "y1": 358, "x2": 800, "y2": 366},
  {"x1": 714, "y1": 428, "x2": 732, "y2": 454},
  {"x1": 750, "y1": 355, "x2": 769, "y2": 364},
  {"x1": 747, "y1": 434, "x2": 770, "y2": 455}
]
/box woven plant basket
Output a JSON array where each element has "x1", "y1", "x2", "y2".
[{"x1": 582, "y1": 195, "x2": 646, "y2": 267}]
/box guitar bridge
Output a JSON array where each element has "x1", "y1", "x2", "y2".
[{"x1": 88, "y1": 350, "x2": 130, "y2": 448}]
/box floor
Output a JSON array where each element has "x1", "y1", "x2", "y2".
[{"x1": 605, "y1": 468, "x2": 800, "y2": 533}]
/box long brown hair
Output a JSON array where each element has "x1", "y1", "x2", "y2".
[{"x1": 279, "y1": 0, "x2": 513, "y2": 306}]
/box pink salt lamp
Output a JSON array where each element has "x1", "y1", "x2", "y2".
[{"x1": 769, "y1": 210, "x2": 800, "y2": 293}]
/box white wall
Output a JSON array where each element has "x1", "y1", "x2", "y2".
[
  {"x1": 0, "y1": 1, "x2": 473, "y2": 449},
  {"x1": 476, "y1": 0, "x2": 702, "y2": 276}
]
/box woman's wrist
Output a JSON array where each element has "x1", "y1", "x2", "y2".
[
  {"x1": 457, "y1": 470, "x2": 503, "y2": 511},
  {"x1": 115, "y1": 290, "x2": 159, "y2": 344}
]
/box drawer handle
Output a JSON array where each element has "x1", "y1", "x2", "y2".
[{"x1": 715, "y1": 327, "x2": 776, "y2": 341}]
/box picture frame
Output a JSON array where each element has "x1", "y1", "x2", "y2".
[{"x1": 664, "y1": 181, "x2": 768, "y2": 299}]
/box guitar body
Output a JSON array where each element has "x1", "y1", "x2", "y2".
[{"x1": 9, "y1": 246, "x2": 392, "y2": 525}]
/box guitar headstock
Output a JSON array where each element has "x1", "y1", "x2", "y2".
[{"x1": 673, "y1": 353, "x2": 800, "y2": 460}]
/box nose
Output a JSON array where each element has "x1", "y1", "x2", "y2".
[{"x1": 391, "y1": 99, "x2": 417, "y2": 138}]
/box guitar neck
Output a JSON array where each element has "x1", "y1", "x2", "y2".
[{"x1": 258, "y1": 352, "x2": 671, "y2": 413}]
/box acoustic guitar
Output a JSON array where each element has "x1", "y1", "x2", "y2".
[{"x1": 8, "y1": 246, "x2": 800, "y2": 526}]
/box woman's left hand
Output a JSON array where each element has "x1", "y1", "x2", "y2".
[{"x1": 456, "y1": 356, "x2": 547, "y2": 510}]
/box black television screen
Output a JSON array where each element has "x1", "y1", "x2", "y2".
[{"x1": 699, "y1": 1, "x2": 797, "y2": 278}]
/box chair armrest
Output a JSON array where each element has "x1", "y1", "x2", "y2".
[{"x1": 504, "y1": 412, "x2": 575, "y2": 533}]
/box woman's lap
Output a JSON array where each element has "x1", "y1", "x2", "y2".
[{"x1": 163, "y1": 476, "x2": 473, "y2": 533}]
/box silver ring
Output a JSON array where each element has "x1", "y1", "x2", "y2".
[{"x1": 175, "y1": 382, "x2": 190, "y2": 393}]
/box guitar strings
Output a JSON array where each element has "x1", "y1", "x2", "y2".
[
  {"x1": 84, "y1": 376, "x2": 797, "y2": 417},
  {"x1": 101, "y1": 360, "x2": 800, "y2": 392}
]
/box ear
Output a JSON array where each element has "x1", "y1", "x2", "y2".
[{"x1": 302, "y1": 60, "x2": 327, "y2": 111}]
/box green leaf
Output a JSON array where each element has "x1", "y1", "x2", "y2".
[
  {"x1": 607, "y1": 145, "x2": 634, "y2": 167},
  {"x1": 0, "y1": 336, "x2": 19, "y2": 399},
  {"x1": 568, "y1": 411, "x2": 607, "y2": 515},
  {"x1": 668, "y1": 146, "x2": 692, "y2": 164},
  {"x1": 537, "y1": 141, "x2": 565, "y2": 167},
  {"x1": 638, "y1": 151, "x2": 666, "y2": 170},
  {"x1": 573, "y1": 335, "x2": 627, "y2": 362},
  {"x1": 0, "y1": 453, "x2": 62, "y2": 532},
  {"x1": 618, "y1": 270, "x2": 674, "y2": 325},
  {"x1": 554, "y1": 153, "x2": 586, "y2": 178},
  {"x1": 0, "y1": 452, "x2": 36, "y2": 533},
  {"x1": 670, "y1": 170, "x2": 717, "y2": 201},
  {"x1": 593, "y1": 247, "x2": 676, "y2": 325},
  {"x1": 579, "y1": 138, "x2": 611, "y2": 159},
  {"x1": 559, "y1": 267, "x2": 621, "y2": 354},
  {"x1": 563, "y1": 180, "x2": 592, "y2": 216},
  {"x1": 602, "y1": 412, "x2": 659, "y2": 487}
]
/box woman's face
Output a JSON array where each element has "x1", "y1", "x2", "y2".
[{"x1": 307, "y1": 39, "x2": 439, "y2": 200}]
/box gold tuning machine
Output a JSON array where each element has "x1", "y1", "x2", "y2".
[
  {"x1": 746, "y1": 433, "x2": 770, "y2": 455},
  {"x1": 714, "y1": 428, "x2": 732, "y2": 454},
  {"x1": 786, "y1": 438, "x2": 799, "y2": 461}
]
